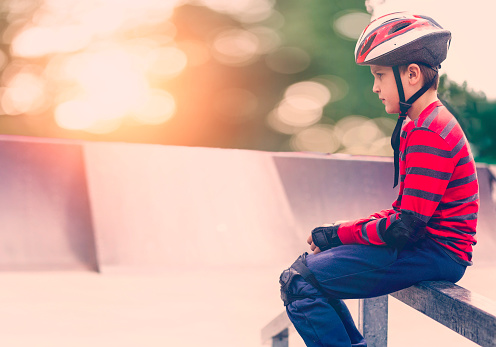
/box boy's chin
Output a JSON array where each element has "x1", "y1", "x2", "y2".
[{"x1": 384, "y1": 107, "x2": 400, "y2": 114}]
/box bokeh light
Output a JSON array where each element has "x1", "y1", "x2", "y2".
[
  {"x1": 333, "y1": 10, "x2": 371, "y2": 40},
  {"x1": 0, "y1": 0, "x2": 398, "y2": 159},
  {"x1": 11, "y1": 25, "x2": 91, "y2": 57},
  {"x1": 268, "y1": 80, "x2": 330, "y2": 131},
  {"x1": 275, "y1": 99, "x2": 322, "y2": 128},
  {"x1": 132, "y1": 89, "x2": 176, "y2": 125},
  {"x1": 55, "y1": 99, "x2": 100, "y2": 130},
  {"x1": 196, "y1": 0, "x2": 253, "y2": 14},
  {"x1": 49, "y1": 44, "x2": 182, "y2": 132},
  {"x1": 146, "y1": 46, "x2": 188, "y2": 78},
  {"x1": 247, "y1": 26, "x2": 281, "y2": 54},
  {"x1": 1, "y1": 0, "x2": 186, "y2": 131},
  {"x1": 285, "y1": 81, "x2": 331, "y2": 108},
  {"x1": 266, "y1": 109, "x2": 299, "y2": 135},
  {"x1": 212, "y1": 28, "x2": 260, "y2": 66},
  {"x1": 335, "y1": 115, "x2": 395, "y2": 156},
  {"x1": 0, "y1": 65, "x2": 47, "y2": 115},
  {"x1": 280, "y1": 113, "x2": 395, "y2": 156},
  {"x1": 312, "y1": 75, "x2": 349, "y2": 104},
  {"x1": 197, "y1": 0, "x2": 274, "y2": 23},
  {"x1": 290, "y1": 124, "x2": 340, "y2": 153}
]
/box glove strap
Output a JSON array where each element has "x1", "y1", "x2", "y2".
[{"x1": 311, "y1": 225, "x2": 342, "y2": 251}]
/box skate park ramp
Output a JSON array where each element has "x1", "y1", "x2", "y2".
[
  {"x1": 0, "y1": 135, "x2": 495, "y2": 347},
  {"x1": 0, "y1": 137, "x2": 98, "y2": 271}
]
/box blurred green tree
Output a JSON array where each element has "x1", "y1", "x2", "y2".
[
  {"x1": 438, "y1": 75, "x2": 496, "y2": 163},
  {"x1": 274, "y1": 0, "x2": 385, "y2": 119}
]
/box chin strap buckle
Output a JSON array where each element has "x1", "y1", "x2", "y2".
[{"x1": 399, "y1": 102, "x2": 411, "y2": 116}]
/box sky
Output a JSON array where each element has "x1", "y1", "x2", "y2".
[{"x1": 369, "y1": 0, "x2": 496, "y2": 100}]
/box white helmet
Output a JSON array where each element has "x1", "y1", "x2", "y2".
[{"x1": 355, "y1": 12, "x2": 451, "y2": 68}]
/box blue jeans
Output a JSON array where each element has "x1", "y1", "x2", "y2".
[{"x1": 284, "y1": 237, "x2": 466, "y2": 347}]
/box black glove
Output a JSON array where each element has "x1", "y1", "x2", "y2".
[
  {"x1": 311, "y1": 224, "x2": 343, "y2": 251},
  {"x1": 381, "y1": 213, "x2": 427, "y2": 250}
]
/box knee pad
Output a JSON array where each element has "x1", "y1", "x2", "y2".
[
  {"x1": 279, "y1": 266, "x2": 304, "y2": 306},
  {"x1": 279, "y1": 253, "x2": 325, "y2": 306}
]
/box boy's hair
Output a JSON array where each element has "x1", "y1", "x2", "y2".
[{"x1": 398, "y1": 64, "x2": 439, "y2": 90}]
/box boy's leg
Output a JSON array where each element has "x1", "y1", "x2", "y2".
[
  {"x1": 307, "y1": 237, "x2": 465, "y2": 299},
  {"x1": 284, "y1": 244, "x2": 397, "y2": 347},
  {"x1": 282, "y1": 237, "x2": 466, "y2": 346},
  {"x1": 286, "y1": 286, "x2": 365, "y2": 347}
]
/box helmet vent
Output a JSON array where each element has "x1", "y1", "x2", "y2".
[
  {"x1": 360, "y1": 33, "x2": 376, "y2": 56},
  {"x1": 389, "y1": 21, "x2": 411, "y2": 34}
]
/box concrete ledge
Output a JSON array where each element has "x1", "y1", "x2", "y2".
[{"x1": 261, "y1": 311, "x2": 291, "y2": 344}]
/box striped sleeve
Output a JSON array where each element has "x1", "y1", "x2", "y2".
[{"x1": 337, "y1": 129, "x2": 455, "y2": 246}]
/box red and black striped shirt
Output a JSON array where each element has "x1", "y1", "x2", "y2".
[{"x1": 337, "y1": 101, "x2": 479, "y2": 265}]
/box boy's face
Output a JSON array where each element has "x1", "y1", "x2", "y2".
[{"x1": 370, "y1": 65, "x2": 400, "y2": 114}]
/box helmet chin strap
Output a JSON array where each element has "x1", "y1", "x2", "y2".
[{"x1": 391, "y1": 65, "x2": 437, "y2": 188}]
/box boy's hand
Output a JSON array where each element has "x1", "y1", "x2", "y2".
[
  {"x1": 307, "y1": 223, "x2": 335, "y2": 254},
  {"x1": 307, "y1": 233, "x2": 322, "y2": 254}
]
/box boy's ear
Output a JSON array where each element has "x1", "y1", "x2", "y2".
[{"x1": 407, "y1": 64, "x2": 422, "y2": 85}]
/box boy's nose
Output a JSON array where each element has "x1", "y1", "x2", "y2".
[{"x1": 372, "y1": 83, "x2": 380, "y2": 94}]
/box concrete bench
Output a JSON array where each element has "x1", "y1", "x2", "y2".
[{"x1": 261, "y1": 280, "x2": 496, "y2": 346}]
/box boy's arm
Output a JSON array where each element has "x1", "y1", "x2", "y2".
[
  {"x1": 336, "y1": 130, "x2": 455, "y2": 248},
  {"x1": 367, "y1": 208, "x2": 397, "y2": 219}
]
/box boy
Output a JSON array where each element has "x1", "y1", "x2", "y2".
[{"x1": 279, "y1": 12, "x2": 479, "y2": 347}]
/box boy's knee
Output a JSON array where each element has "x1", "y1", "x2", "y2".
[
  {"x1": 279, "y1": 266, "x2": 303, "y2": 306},
  {"x1": 279, "y1": 253, "x2": 323, "y2": 306}
]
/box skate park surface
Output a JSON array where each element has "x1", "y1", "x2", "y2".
[{"x1": 0, "y1": 135, "x2": 495, "y2": 347}]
